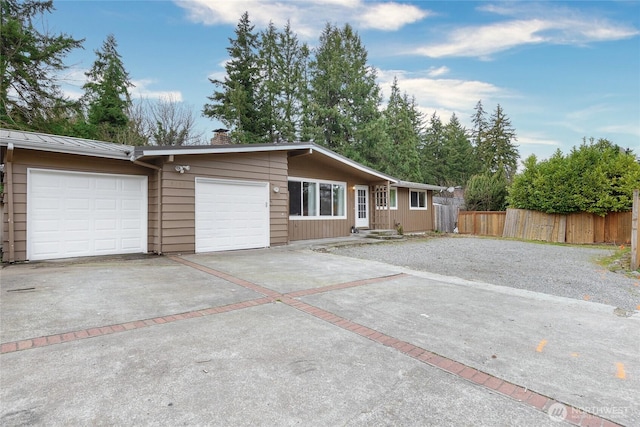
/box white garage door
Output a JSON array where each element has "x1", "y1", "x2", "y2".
[
  {"x1": 27, "y1": 169, "x2": 148, "y2": 260},
  {"x1": 195, "y1": 178, "x2": 270, "y2": 252}
]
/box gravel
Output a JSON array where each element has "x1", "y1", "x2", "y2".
[{"x1": 328, "y1": 235, "x2": 640, "y2": 313}]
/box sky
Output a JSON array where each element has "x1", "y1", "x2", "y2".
[{"x1": 45, "y1": 0, "x2": 640, "y2": 164}]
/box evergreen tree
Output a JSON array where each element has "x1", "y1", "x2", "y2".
[
  {"x1": 257, "y1": 21, "x2": 279, "y2": 142},
  {"x1": 441, "y1": 113, "x2": 479, "y2": 186},
  {"x1": 465, "y1": 170, "x2": 508, "y2": 211},
  {"x1": 422, "y1": 112, "x2": 446, "y2": 185},
  {"x1": 204, "y1": 12, "x2": 263, "y2": 143},
  {"x1": 470, "y1": 100, "x2": 488, "y2": 150},
  {"x1": 483, "y1": 104, "x2": 519, "y2": 181},
  {"x1": 308, "y1": 23, "x2": 381, "y2": 156},
  {"x1": 82, "y1": 34, "x2": 134, "y2": 141},
  {"x1": 276, "y1": 21, "x2": 308, "y2": 142},
  {"x1": 1, "y1": 0, "x2": 83, "y2": 132},
  {"x1": 381, "y1": 78, "x2": 422, "y2": 182},
  {"x1": 508, "y1": 139, "x2": 640, "y2": 215},
  {"x1": 257, "y1": 20, "x2": 307, "y2": 142}
]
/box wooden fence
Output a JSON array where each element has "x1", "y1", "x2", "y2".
[
  {"x1": 457, "y1": 211, "x2": 506, "y2": 237},
  {"x1": 433, "y1": 203, "x2": 458, "y2": 233},
  {"x1": 459, "y1": 208, "x2": 632, "y2": 244}
]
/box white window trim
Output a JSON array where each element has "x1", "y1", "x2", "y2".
[
  {"x1": 409, "y1": 189, "x2": 428, "y2": 210},
  {"x1": 375, "y1": 187, "x2": 398, "y2": 210},
  {"x1": 288, "y1": 177, "x2": 347, "y2": 220}
]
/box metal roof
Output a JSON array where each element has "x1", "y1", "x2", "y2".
[
  {"x1": 395, "y1": 180, "x2": 447, "y2": 191},
  {"x1": 0, "y1": 130, "x2": 448, "y2": 190},
  {"x1": 135, "y1": 142, "x2": 398, "y2": 183},
  {"x1": 0, "y1": 129, "x2": 134, "y2": 160}
]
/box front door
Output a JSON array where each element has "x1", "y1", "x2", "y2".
[{"x1": 355, "y1": 185, "x2": 369, "y2": 228}]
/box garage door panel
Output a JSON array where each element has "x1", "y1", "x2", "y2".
[
  {"x1": 28, "y1": 169, "x2": 147, "y2": 260},
  {"x1": 195, "y1": 179, "x2": 269, "y2": 253}
]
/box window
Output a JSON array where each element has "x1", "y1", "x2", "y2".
[
  {"x1": 375, "y1": 188, "x2": 397, "y2": 210},
  {"x1": 289, "y1": 178, "x2": 346, "y2": 219},
  {"x1": 410, "y1": 189, "x2": 427, "y2": 210}
]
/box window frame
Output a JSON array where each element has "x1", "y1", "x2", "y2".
[
  {"x1": 375, "y1": 187, "x2": 397, "y2": 210},
  {"x1": 409, "y1": 189, "x2": 428, "y2": 210},
  {"x1": 288, "y1": 177, "x2": 347, "y2": 220}
]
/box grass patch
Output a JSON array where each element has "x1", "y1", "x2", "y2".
[{"x1": 595, "y1": 245, "x2": 638, "y2": 276}]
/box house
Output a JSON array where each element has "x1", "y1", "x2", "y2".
[{"x1": 0, "y1": 129, "x2": 445, "y2": 262}]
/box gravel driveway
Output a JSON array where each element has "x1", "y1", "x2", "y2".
[{"x1": 329, "y1": 235, "x2": 640, "y2": 313}]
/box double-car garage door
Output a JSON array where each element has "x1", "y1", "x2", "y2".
[{"x1": 27, "y1": 169, "x2": 148, "y2": 261}]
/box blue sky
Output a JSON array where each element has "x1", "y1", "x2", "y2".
[{"x1": 48, "y1": 0, "x2": 639, "y2": 163}]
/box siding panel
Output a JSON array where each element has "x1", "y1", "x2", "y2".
[
  {"x1": 3, "y1": 150, "x2": 152, "y2": 262},
  {"x1": 158, "y1": 152, "x2": 288, "y2": 253}
]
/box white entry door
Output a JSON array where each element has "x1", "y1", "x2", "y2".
[
  {"x1": 354, "y1": 185, "x2": 369, "y2": 228},
  {"x1": 195, "y1": 178, "x2": 270, "y2": 252}
]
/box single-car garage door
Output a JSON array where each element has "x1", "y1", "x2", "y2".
[
  {"x1": 27, "y1": 169, "x2": 148, "y2": 260},
  {"x1": 195, "y1": 178, "x2": 269, "y2": 252}
]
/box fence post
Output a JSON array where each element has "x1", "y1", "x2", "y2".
[{"x1": 631, "y1": 189, "x2": 639, "y2": 271}]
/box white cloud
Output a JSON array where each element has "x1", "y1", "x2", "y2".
[
  {"x1": 517, "y1": 134, "x2": 561, "y2": 146},
  {"x1": 415, "y1": 19, "x2": 548, "y2": 58},
  {"x1": 175, "y1": 0, "x2": 430, "y2": 38},
  {"x1": 378, "y1": 69, "x2": 506, "y2": 127},
  {"x1": 426, "y1": 66, "x2": 450, "y2": 77},
  {"x1": 357, "y1": 3, "x2": 429, "y2": 31},
  {"x1": 131, "y1": 79, "x2": 183, "y2": 102},
  {"x1": 598, "y1": 124, "x2": 640, "y2": 138},
  {"x1": 413, "y1": 4, "x2": 639, "y2": 59}
]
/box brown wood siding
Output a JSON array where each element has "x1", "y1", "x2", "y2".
[
  {"x1": 158, "y1": 151, "x2": 288, "y2": 253},
  {"x1": 388, "y1": 188, "x2": 435, "y2": 233},
  {"x1": 288, "y1": 155, "x2": 376, "y2": 240},
  {"x1": 2, "y1": 149, "x2": 152, "y2": 262}
]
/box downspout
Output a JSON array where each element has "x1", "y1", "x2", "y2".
[
  {"x1": 5, "y1": 143, "x2": 15, "y2": 262},
  {"x1": 130, "y1": 158, "x2": 163, "y2": 255},
  {"x1": 387, "y1": 181, "x2": 391, "y2": 230}
]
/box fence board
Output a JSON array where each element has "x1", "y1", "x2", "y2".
[
  {"x1": 503, "y1": 208, "x2": 565, "y2": 242},
  {"x1": 458, "y1": 211, "x2": 506, "y2": 236},
  {"x1": 632, "y1": 190, "x2": 639, "y2": 270},
  {"x1": 433, "y1": 203, "x2": 458, "y2": 233},
  {"x1": 501, "y1": 208, "x2": 631, "y2": 244}
]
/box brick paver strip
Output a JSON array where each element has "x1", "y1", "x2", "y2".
[
  {"x1": 0, "y1": 255, "x2": 624, "y2": 427},
  {"x1": 167, "y1": 255, "x2": 281, "y2": 298},
  {"x1": 285, "y1": 273, "x2": 408, "y2": 298}
]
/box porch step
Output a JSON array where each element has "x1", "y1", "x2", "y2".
[{"x1": 359, "y1": 229, "x2": 404, "y2": 240}]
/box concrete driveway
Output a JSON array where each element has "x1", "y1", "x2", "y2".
[{"x1": 1, "y1": 245, "x2": 637, "y2": 426}]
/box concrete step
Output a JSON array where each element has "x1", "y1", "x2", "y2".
[{"x1": 358, "y1": 229, "x2": 404, "y2": 240}]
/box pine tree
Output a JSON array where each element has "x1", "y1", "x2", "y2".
[
  {"x1": 204, "y1": 12, "x2": 263, "y2": 144},
  {"x1": 422, "y1": 112, "x2": 446, "y2": 185},
  {"x1": 256, "y1": 20, "x2": 308, "y2": 142},
  {"x1": 275, "y1": 21, "x2": 308, "y2": 142},
  {"x1": 1, "y1": 0, "x2": 83, "y2": 132},
  {"x1": 470, "y1": 99, "x2": 488, "y2": 150},
  {"x1": 382, "y1": 78, "x2": 422, "y2": 181},
  {"x1": 442, "y1": 113, "x2": 479, "y2": 186},
  {"x1": 82, "y1": 34, "x2": 134, "y2": 141},
  {"x1": 484, "y1": 104, "x2": 519, "y2": 181},
  {"x1": 308, "y1": 23, "x2": 381, "y2": 155}
]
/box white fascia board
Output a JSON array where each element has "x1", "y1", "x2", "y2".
[{"x1": 134, "y1": 144, "x2": 310, "y2": 157}]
